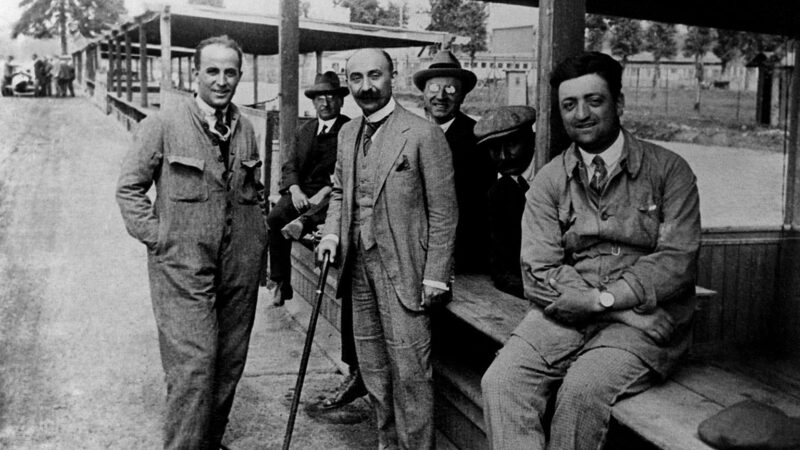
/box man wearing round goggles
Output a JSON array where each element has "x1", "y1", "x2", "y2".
[{"x1": 413, "y1": 50, "x2": 496, "y2": 275}]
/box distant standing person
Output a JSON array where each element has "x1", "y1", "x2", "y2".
[
  {"x1": 481, "y1": 51, "x2": 701, "y2": 449},
  {"x1": 116, "y1": 35, "x2": 267, "y2": 449},
  {"x1": 2, "y1": 55, "x2": 14, "y2": 95},
  {"x1": 317, "y1": 48, "x2": 457, "y2": 449},
  {"x1": 33, "y1": 54, "x2": 45, "y2": 97},
  {"x1": 267, "y1": 71, "x2": 350, "y2": 306},
  {"x1": 413, "y1": 50, "x2": 495, "y2": 274}
]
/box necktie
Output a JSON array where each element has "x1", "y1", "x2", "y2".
[
  {"x1": 590, "y1": 155, "x2": 607, "y2": 194},
  {"x1": 214, "y1": 109, "x2": 229, "y2": 141},
  {"x1": 517, "y1": 177, "x2": 529, "y2": 193},
  {"x1": 362, "y1": 117, "x2": 386, "y2": 156},
  {"x1": 319, "y1": 125, "x2": 328, "y2": 136}
]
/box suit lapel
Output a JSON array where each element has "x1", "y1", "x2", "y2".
[{"x1": 372, "y1": 108, "x2": 408, "y2": 202}]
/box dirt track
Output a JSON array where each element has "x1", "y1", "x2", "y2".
[{"x1": 0, "y1": 96, "x2": 376, "y2": 449}]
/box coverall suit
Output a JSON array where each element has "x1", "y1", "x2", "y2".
[{"x1": 116, "y1": 97, "x2": 268, "y2": 449}]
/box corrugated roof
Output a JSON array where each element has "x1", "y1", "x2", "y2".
[{"x1": 94, "y1": 4, "x2": 449, "y2": 57}]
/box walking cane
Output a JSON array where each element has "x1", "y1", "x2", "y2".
[{"x1": 282, "y1": 250, "x2": 331, "y2": 450}]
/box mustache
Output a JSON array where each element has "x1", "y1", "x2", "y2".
[{"x1": 354, "y1": 89, "x2": 381, "y2": 100}]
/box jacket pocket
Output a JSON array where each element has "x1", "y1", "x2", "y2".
[
  {"x1": 238, "y1": 159, "x2": 263, "y2": 205},
  {"x1": 167, "y1": 156, "x2": 208, "y2": 202}
]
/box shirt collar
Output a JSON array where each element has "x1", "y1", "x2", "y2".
[
  {"x1": 195, "y1": 95, "x2": 228, "y2": 119},
  {"x1": 565, "y1": 128, "x2": 641, "y2": 180},
  {"x1": 578, "y1": 129, "x2": 624, "y2": 170},
  {"x1": 317, "y1": 117, "x2": 337, "y2": 135},
  {"x1": 437, "y1": 116, "x2": 456, "y2": 133},
  {"x1": 365, "y1": 97, "x2": 396, "y2": 123}
]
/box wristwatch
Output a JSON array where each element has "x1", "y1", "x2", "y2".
[{"x1": 599, "y1": 290, "x2": 616, "y2": 309}]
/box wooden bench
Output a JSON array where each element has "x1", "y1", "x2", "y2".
[
  {"x1": 288, "y1": 244, "x2": 800, "y2": 449},
  {"x1": 434, "y1": 274, "x2": 800, "y2": 450}
]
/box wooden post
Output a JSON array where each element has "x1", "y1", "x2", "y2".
[
  {"x1": 115, "y1": 32, "x2": 123, "y2": 98},
  {"x1": 188, "y1": 55, "x2": 193, "y2": 90},
  {"x1": 107, "y1": 36, "x2": 114, "y2": 90},
  {"x1": 139, "y1": 21, "x2": 148, "y2": 108},
  {"x1": 253, "y1": 54, "x2": 259, "y2": 105},
  {"x1": 784, "y1": 40, "x2": 800, "y2": 228},
  {"x1": 533, "y1": 0, "x2": 585, "y2": 174},
  {"x1": 160, "y1": 5, "x2": 172, "y2": 108},
  {"x1": 178, "y1": 57, "x2": 184, "y2": 90},
  {"x1": 125, "y1": 28, "x2": 133, "y2": 102},
  {"x1": 278, "y1": 0, "x2": 299, "y2": 195}
]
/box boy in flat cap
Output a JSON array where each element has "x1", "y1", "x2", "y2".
[
  {"x1": 474, "y1": 106, "x2": 536, "y2": 298},
  {"x1": 267, "y1": 71, "x2": 350, "y2": 305},
  {"x1": 413, "y1": 50, "x2": 495, "y2": 274}
]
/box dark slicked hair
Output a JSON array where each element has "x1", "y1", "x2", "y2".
[
  {"x1": 194, "y1": 35, "x2": 243, "y2": 71},
  {"x1": 550, "y1": 51, "x2": 623, "y2": 102}
]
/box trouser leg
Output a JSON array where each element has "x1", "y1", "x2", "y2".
[
  {"x1": 340, "y1": 291, "x2": 358, "y2": 368},
  {"x1": 481, "y1": 335, "x2": 565, "y2": 450},
  {"x1": 266, "y1": 194, "x2": 299, "y2": 285},
  {"x1": 207, "y1": 242, "x2": 261, "y2": 447},
  {"x1": 548, "y1": 347, "x2": 656, "y2": 450},
  {"x1": 353, "y1": 246, "x2": 434, "y2": 450},
  {"x1": 351, "y1": 246, "x2": 397, "y2": 448},
  {"x1": 148, "y1": 257, "x2": 217, "y2": 450}
]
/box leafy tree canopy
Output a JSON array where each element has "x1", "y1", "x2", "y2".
[
  {"x1": 584, "y1": 14, "x2": 608, "y2": 52},
  {"x1": 427, "y1": 0, "x2": 487, "y2": 60},
  {"x1": 643, "y1": 22, "x2": 677, "y2": 62},
  {"x1": 714, "y1": 29, "x2": 786, "y2": 70},
  {"x1": 339, "y1": 0, "x2": 408, "y2": 27},
  {"x1": 683, "y1": 26, "x2": 716, "y2": 62},
  {"x1": 609, "y1": 18, "x2": 642, "y2": 64},
  {"x1": 13, "y1": 0, "x2": 126, "y2": 54}
]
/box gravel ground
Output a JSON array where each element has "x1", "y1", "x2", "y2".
[{"x1": 0, "y1": 95, "x2": 376, "y2": 450}]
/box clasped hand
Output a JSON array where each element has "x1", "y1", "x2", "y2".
[{"x1": 544, "y1": 279, "x2": 601, "y2": 326}]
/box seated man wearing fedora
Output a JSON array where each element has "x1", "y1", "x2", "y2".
[
  {"x1": 267, "y1": 71, "x2": 350, "y2": 305},
  {"x1": 413, "y1": 50, "x2": 496, "y2": 274}
]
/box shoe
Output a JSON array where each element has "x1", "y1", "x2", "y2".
[
  {"x1": 269, "y1": 280, "x2": 294, "y2": 306},
  {"x1": 281, "y1": 217, "x2": 306, "y2": 240},
  {"x1": 308, "y1": 369, "x2": 368, "y2": 412}
]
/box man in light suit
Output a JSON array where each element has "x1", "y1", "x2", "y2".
[{"x1": 317, "y1": 48, "x2": 457, "y2": 449}]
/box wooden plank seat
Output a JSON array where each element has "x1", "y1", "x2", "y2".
[{"x1": 287, "y1": 244, "x2": 800, "y2": 450}]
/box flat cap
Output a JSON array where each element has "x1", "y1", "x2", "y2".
[{"x1": 474, "y1": 106, "x2": 536, "y2": 145}]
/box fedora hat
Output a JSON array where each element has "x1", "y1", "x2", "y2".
[
  {"x1": 304, "y1": 71, "x2": 349, "y2": 99},
  {"x1": 413, "y1": 50, "x2": 477, "y2": 94}
]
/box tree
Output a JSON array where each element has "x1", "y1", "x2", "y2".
[
  {"x1": 642, "y1": 22, "x2": 676, "y2": 97},
  {"x1": 683, "y1": 26, "x2": 716, "y2": 111},
  {"x1": 340, "y1": 0, "x2": 408, "y2": 28},
  {"x1": 584, "y1": 14, "x2": 608, "y2": 51},
  {"x1": 714, "y1": 29, "x2": 786, "y2": 71},
  {"x1": 608, "y1": 18, "x2": 643, "y2": 66},
  {"x1": 427, "y1": 0, "x2": 488, "y2": 61},
  {"x1": 13, "y1": 0, "x2": 126, "y2": 55}
]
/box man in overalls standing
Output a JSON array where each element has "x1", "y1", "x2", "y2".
[{"x1": 116, "y1": 35, "x2": 267, "y2": 449}]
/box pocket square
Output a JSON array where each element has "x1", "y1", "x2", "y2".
[{"x1": 395, "y1": 155, "x2": 410, "y2": 172}]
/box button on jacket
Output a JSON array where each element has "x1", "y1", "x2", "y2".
[
  {"x1": 116, "y1": 97, "x2": 267, "y2": 268},
  {"x1": 518, "y1": 128, "x2": 701, "y2": 376},
  {"x1": 115, "y1": 96, "x2": 267, "y2": 449}
]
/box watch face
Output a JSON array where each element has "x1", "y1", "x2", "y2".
[{"x1": 600, "y1": 292, "x2": 615, "y2": 308}]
